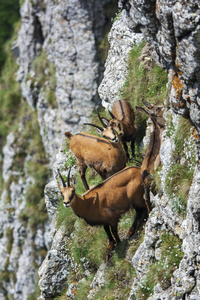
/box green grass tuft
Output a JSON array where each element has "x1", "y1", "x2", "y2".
[
  {"x1": 135, "y1": 232, "x2": 183, "y2": 299},
  {"x1": 165, "y1": 117, "x2": 196, "y2": 216}
]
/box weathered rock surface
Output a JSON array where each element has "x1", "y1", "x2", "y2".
[
  {"x1": 17, "y1": 0, "x2": 112, "y2": 163},
  {"x1": 1, "y1": 0, "x2": 200, "y2": 299},
  {"x1": 123, "y1": 0, "x2": 200, "y2": 162}
]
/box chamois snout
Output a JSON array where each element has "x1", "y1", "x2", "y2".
[{"x1": 101, "y1": 126, "x2": 118, "y2": 143}]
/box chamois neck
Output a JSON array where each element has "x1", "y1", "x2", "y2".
[
  {"x1": 141, "y1": 121, "x2": 161, "y2": 174},
  {"x1": 70, "y1": 193, "x2": 88, "y2": 217}
]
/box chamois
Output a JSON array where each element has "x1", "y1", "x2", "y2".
[
  {"x1": 58, "y1": 167, "x2": 148, "y2": 250},
  {"x1": 98, "y1": 100, "x2": 137, "y2": 160},
  {"x1": 136, "y1": 101, "x2": 166, "y2": 207},
  {"x1": 83, "y1": 109, "x2": 118, "y2": 144},
  {"x1": 65, "y1": 131, "x2": 127, "y2": 191}
]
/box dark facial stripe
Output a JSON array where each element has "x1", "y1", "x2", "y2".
[{"x1": 76, "y1": 133, "x2": 110, "y2": 145}]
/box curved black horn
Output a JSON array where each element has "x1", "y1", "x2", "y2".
[
  {"x1": 57, "y1": 169, "x2": 66, "y2": 187},
  {"x1": 84, "y1": 123, "x2": 103, "y2": 131},
  {"x1": 67, "y1": 167, "x2": 72, "y2": 187},
  {"x1": 96, "y1": 109, "x2": 107, "y2": 128},
  {"x1": 108, "y1": 110, "x2": 116, "y2": 119}
]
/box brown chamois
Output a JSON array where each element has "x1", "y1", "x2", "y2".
[
  {"x1": 98, "y1": 100, "x2": 137, "y2": 160},
  {"x1": 84, "y1": 109, "x2": 119, "y2": 144},
  {"x1": 136, "y1": 101, "x2": 166, "y2": 207},
  {"x1": 58, "y1": 167, "x2": 148, "y2": 250},
  {"x1": 65, "y1": 131, "x2": 127, "y2": 191}
]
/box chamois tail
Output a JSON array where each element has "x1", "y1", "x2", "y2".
[{"x1": 65, "y1": 131, "x2": 73, "y2": 140}]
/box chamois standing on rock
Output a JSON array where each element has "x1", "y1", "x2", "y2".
[
  {"x1": 58, "y1": 167, "x2": 149, "y2": 250},
  {"x1": 98, "y1": 100, "x2": 137, "y2": 160},
  {"x1": 65, "y1": 130, "x2": 127, "y2": 191},
  {"x1": 59, "y1": 101, "x2": 165, "y2": 249}
]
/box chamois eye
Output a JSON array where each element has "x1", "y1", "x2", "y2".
[{"x1": 60, "y1": 192, "x2": 64, "y2": 200}]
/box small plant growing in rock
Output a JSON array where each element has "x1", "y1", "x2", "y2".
[
  {"x1": 135, "y1": 232, "x2": 183, "y2": 299},
  {"x1": 120, "y1": 41, "x2": 169, "y2": 150},
  {"x1": 165, "y1": 117, "x2": 196, "y2": 216},
  {"x1": 26, "y1": 49, "x2": 57, "y2": 108}
]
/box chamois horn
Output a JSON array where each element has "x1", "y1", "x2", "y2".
[
  {"x1": 108, "y1": 110, "x2": 116, "y2": 119},
  {"x1": 84, "y1": 123, "x2": 103, "y2": 132},
  {"x1": 67, "y1": 167, "x2": 72, "y2": 187},
  {"x1": 57, "y1": 169, "x2": 66, "y2": 188},
  {"x1": 96, "y1": 109, "x2": 107, "y2": 128}
]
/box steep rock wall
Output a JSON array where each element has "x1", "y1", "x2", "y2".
[
  {"x1": 0, "y1": 0, "x2": 115, "y2": 299},
  {"x1": 123, "y1": 0, "x2": 200, "y2": 162},
  {"x1": 1, "y1": 0, "x2": 200, "y2": 299},
  {"x1": 17, "y1": 0, "x2": 113, "y2": 163},
  {"x1": 38, "y1": 1, "x2": 200, "y2": 299}
]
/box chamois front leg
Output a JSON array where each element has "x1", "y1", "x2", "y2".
[
  {"x1": 104, "y1": 225, "x2": 115, "y2": 250},
  {"x1": 130, "y1": 138, "x2": 136, "y2": 158},
  {"x1": 78, "y1": 163, "x2": 89, "y2": 191},
  {"x1": 127, "y1": 208, "x2": 147, "y2": 237},
  {"x1": 122, "y1": 140, "x2": 130, "y2": 160}
]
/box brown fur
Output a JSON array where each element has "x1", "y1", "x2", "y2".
[
  {"x1": 102, "y1": 100, "x2": 137, "y2": 159},
  {"x1": 65, "y1": 131, "x2": 127, "y2": 191},
  {"x1": 60, "y1": 166, "x2": 148, "y2": 250}
]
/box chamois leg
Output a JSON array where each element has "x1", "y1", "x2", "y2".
[
  {"x1": 130, "y1": 139, "x2": 135, "y2": 158},
  {"x1": 78, "y1": 164, "x2": 89, "y2": 191},
  {"x1": 104, "y1": 225, "x2": 115, "y2": 250},
  {"x1": 122, "y1": 140, "x2": 130, "y2": 160},
  {"x1": 127, "y1": 209, "x2": 147, "y2": 237},
  {"x1": 111, "y1": 225, "x2": 121, "y2": 245},
  {"x1": 144, "y1": 185, "x2": 152, "y2": 214}
]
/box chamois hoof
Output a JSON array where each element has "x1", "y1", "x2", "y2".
[
  {"x1": 127, "y1": 228, "x2": 135, "y2": 238},
  {"x1": 108, "y1": 241, "x2": 115, "y2": 251}
]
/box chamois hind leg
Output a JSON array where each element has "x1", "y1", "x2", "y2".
[
  {"x1": 78, "y1": 163, "x2": 89, "y2": 191},
  {"x1": 127, "y1": 208, "x2": 147, "y2": 237},
  {"x1": 104, "y1": 225, "x2": 115, "y2": 250},
  {"x1": 111, "y1": 225, "x2": 121, "y2": 245}
]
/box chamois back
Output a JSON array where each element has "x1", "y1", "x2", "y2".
[{"x1": 65, "y1": 131, "x2": 127, "y2": 190}]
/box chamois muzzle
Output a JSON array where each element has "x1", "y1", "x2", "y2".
[{"x1": 63, "y1": 201, "x2": 70, "y2": 208}]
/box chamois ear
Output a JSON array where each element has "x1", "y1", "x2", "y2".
[
  {"x1": 101, "y1": 118, "x2": 110, "y2": 126},
  {"x1": 94, "y1": 127, "x2": 103, "y2": 134}
]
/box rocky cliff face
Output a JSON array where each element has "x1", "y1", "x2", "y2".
[
  {"x1": 1, "y1": 0, "x2": 200, "y2": 299},
  {"x1": 0, "y1": 0, "x2": 116, "y2": 299}
]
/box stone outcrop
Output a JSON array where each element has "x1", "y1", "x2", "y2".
[{"x1": 17, "y1": 0, "x2": 113, "y2": 163}]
